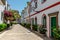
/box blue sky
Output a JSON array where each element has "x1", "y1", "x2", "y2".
[{"x1": 7, "y1": 0, "x2": 30, "y2": 15}]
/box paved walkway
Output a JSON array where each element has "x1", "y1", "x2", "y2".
[{"x1": 0, "y1": 24, "x2": 44, "y2": 40}]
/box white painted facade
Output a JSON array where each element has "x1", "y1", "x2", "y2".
[
  {"x1": 0, "y1": 5, "x2": 5, "y2": 24},
  {"x1": 21, "y1": 13, "x2": 24, "y2": 23},
  {"x1": 30, "y1": 0, "x2": 60, "y2": 37},
  {"x1": 0, "y1": 0, "x2": 6, "y2": 24},
  {"x1": 21, "y1": 3, "x2": 30, "y2": 23},
  {"x1": 21, "y1": 0, "x2": 60, "y2": 37},
  {"x1": 31, "y1": 0, "x2": 60, "y2": 37}
]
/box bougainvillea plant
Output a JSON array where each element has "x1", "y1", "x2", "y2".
[
  {"x1": 4, "y1": 10, "x2": 13, "y2": 20},
  {"x1": 4, "y1": 10, "x2": 12, "y2": 17}
]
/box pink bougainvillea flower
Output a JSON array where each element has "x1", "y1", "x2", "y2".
[{"x1": 4, "y1": 10, "x2": 12, "y2": 17}]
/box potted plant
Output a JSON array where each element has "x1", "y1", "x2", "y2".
[
  {"x1": 53, "y1": 28, "x2": 60, "y2": 40},
  {"x1": 32, "y1": 24, "x2": 38, "y2": 31},
  {"x1": 39, "y1": 27, "x2": 47, "y2": 34},
  {"x1": 25, "y1": 23, "x2": 31, "y2": 28}
]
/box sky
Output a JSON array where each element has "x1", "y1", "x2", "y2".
[{"x1": 7, "y1": 0, "x2": 30, "y2": 15}]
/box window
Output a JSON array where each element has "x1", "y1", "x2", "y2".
[
  {"x1": 43, "y1": 16, "x2": 46, "y2": 28},
  {"x1": 34, "y1": 0, "x2": 37, "y2": 8},
  {"x1": 32, "y1": 18, "x2": 34, "y2": 25},
  {"x1": 35, "y1": 17, "x2": 37, "y2": 25},
  {"x1": 30, "y1": 0, "x2": 37, "y2": 12},
  {"x1": 30, "y1": 6, "x2": 32, "y2": 12},
  {"x1": 5, "y1": 7, "x2": 6, "y2": 10},
  {"x1": 41, "y1": 0, "x2": 46, "y2": 4},
  {"x1": 35, "y1": 1, "x2": 37, "y2": 8},
  {"x1": 1, "y1": 12, "x2": 4, "y2": 20}
]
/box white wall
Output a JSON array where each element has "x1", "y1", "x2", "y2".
[
  {"x1": 58, "y1": 9, "x2": 60, "y2": 28},
  {"x1": 36, "y1": 4, "x2": 60, "y2": 37},
  {"x1": 0, "y1": 5, "x2": 5, "y2": 24},
  {"x1": 23, "y1": 0, "x2": 60, "y2": 37},
  {"x1": 36, "y1": 5, "x2": 60, "y2": 24},
  {"x1": 35, "y1": 0, "x2": 60, "y2": 11},
  {"x1": 29, "y1": 0, "x2": 60, "y2": 18},
  {"x1": 30, "y1": 1, "x2": 60, "y2": 37}
]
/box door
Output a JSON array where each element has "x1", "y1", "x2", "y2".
[{"x1": 51, "y1": 17, "x2": 56, "y2": 37}]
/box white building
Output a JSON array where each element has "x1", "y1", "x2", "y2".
[
  {"x1": 21, "y1": 0, "x2": 60, "y2": 38},
  {"x1": 0, "y1": 0, "x2": 7, "y2": 24},
  {"x1": 21, "y1": 10, "x2": 25, "y2": 23},
  {"x1": 21, "y1": 2, "x2": 30, "y2": 23}
]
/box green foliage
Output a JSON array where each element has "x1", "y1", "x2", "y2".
[
  {"x1": 20, "y1": 23, "x2": 26, "y2": 26},
  {"x1": 25, "y1": 23, "x2": 31, "y2": 28},
  {"x1": 39, "y1": 27, "x2": 47, "y2": 34},
  {"x1": 20, "y1": 23, "x2": 31, "y2": 28},
  {"x1": 20, "y1": 23, "x2": 26, "y2": 27},
  {"x1": 23, "y1": 23, "x2": 26, "y2": 27},
  {"x1": 10, "y1": 22, "x2": 12, "y2": 25},
  {"x1": 11, "y1": 22, "x2": 17, "y2": 24},
  {"x1": 53, "y1": 28, "x2": 60, "y2": 40},
  {"x1": 20, "y1": 23, "x2": 22, "y2": 25},
  {"x1": 9, "y1": 10, "x2": 21, "y2": 20},
  {"x1": 32, "y1": 24, "x2": 38, "y2": 31},
  {"x1": 0, "y1": 23, "x2": 7, "y2": 31}
]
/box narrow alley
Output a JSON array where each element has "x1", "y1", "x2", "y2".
[{"x1": 0, "y1": 24, "x2": 44, "y2": 40}]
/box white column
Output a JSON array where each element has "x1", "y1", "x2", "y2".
[{"x1": 46, "y1": 16, "x2": 50, "y2": 37}]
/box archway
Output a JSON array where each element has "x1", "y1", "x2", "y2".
[{"x1": 42, "y1": 14, "x2": 46, "y2": 28}]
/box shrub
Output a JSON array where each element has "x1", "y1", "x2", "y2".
[
  {"x1": 23, "y1": 23, "x2": 26, "y2": 27},
  {"x1": 25, "y1": 23, "x2": 31, "y2": 28},
  {"x1": 39, "y1": 27, "x2": 47, "y2": 34},
  {"x1": 0, "y1": 23, "x2": 7, "y2": 31},
  {"x1": 10, "y1": 22, "x2": 13, "y2": 26},
  {"x1": 20, "y1": 23, "x2": 22, "y2": 25},
  {"x1": 20, "y1": 23, "x2": 26, "y2": 27},
  {"x1": 20, "y1": 23, "x2": 31, "y2": 28},
  {"x1": 53, "y1": 28, "x2": 60, "y2": 40},
  {"x1": 32, "y1": 24, "x2": 38, "y2": 31},
  {"x1": 11, "y1": 21, "x2": 17, "y2": 24}
]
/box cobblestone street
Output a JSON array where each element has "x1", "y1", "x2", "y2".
[{"x1": 0, "y1": 24, "x2": 44, "y2": 40}]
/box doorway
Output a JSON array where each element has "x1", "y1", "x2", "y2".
[
  {"x1": 51, "y1": 17, "x2": 56, "y2": 37},
  {"x1": 48, "y1": 12, "x2": 59, "y2": 37}
]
